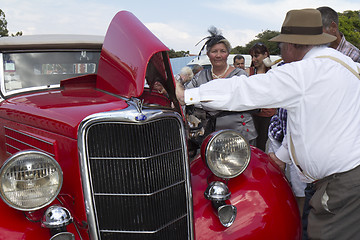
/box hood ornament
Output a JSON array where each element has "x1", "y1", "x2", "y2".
[{"x1": 130, "y1": 97, "x2": 147, "y2": 121}]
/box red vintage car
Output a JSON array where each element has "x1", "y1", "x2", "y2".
[{"x1": 0, "y1": 11, "x2": 301, "y2": 240}]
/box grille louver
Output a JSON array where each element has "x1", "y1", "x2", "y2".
[{"x1": 82, "y1": 114, "x2": 192, "y2": 239}]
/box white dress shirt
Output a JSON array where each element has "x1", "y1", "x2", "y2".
[{"x1": 185, "y1": 46, "x2": 360, "y2": 182}]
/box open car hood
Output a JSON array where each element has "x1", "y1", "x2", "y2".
[{"x1": 96, "y1": 11, "x2": 172, "y2": 98}]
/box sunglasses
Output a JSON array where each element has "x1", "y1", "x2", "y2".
[{"x1": 253, "y1": 42, "x2": 265, "y2": 47}]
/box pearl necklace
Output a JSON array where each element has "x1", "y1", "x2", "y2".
[{"x1": 211, "y1": 64, "x2": 229, "y2": 79}]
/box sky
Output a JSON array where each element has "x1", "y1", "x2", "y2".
[{"x1": 1, "y1": 0, "x2": 360, "y2": 54}]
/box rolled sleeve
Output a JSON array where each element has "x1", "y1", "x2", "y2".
[
  {"x1": 275, "y1": 145, "x2": 291, "y2": 164},
  {"x1": 275, "y1": 136, "x2": 291, "y2": 164}
]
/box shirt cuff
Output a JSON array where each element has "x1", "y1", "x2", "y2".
[
  {"x1": 185, "y1": 88, "x2": 201, "y2": 105},
  {"x1": 275, "y1": 144, "x2": 291, "y2": 164}
]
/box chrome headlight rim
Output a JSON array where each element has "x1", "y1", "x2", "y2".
[
  {"x1": 204, "y1": 130, "x2": 251, "y2": 179},
  {"x1": 0, "y1": 150, "x2": 63, "y2": 211}
]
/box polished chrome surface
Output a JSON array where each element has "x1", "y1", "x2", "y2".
[
  {"x1": 204, "y1": 182, "x2": 236, "y2": 228},
  {"x1": 204, "y1": 130, "x2": 251, "y2": 178},
  {"x1": 41, "y1": 206, "x2": 73, "y2": 228},
  {"x1": 204, "y1": 181, "x2": 231, "y2": 201},
  {"x1": 218, "y1": 204, "x2": 237, "y2": 228},
  {"x1": 0, "y1": 150, "x2": 63, "y2": 211},
  {"x1": 50, "y1": 232, "x2": 75, "y2": 240},
  {"x1": 78, "y1": 104, "x2": 193, "y2": 240}
]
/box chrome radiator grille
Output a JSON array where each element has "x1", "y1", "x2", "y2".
[{"x1": 83, "y1": 116, "x2": 191, "y2": 239}]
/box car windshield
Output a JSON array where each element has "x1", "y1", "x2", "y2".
[{"x1": 1, "y1": 50, "x2": 101, "y2": 96}]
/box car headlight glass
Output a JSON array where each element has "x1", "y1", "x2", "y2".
[
  {"x1": 205, "y1": 130, "x2": 251, "y2": 178},
  {"x1": 0, "y1": 151, "x2": 63, "y2": 211}
]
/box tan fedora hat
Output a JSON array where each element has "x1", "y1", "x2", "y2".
[{"x1": 270, "y1": 9, "x2": 336, "y2": 45}]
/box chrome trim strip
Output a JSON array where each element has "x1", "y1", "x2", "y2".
[
  {"x1": 5, "y1": 136, "x2": 55, "y2": 156},
  {"x1": 4, "y1": 126, "x2": 55, "y2": 156},
  {"x1": 99, "y1": 214, "x2": 187, "y2": 234},
  {"x1": 78, "y1": 103, "x2": 193, "y2": 240},
  {"x1": 94, "y1": 180, "x2": 185, "y2": 197},
  {"x1": 4, "y1": 126, "x2": 55, "y2": 145},
  {"x1": 0, "y1": 53, "x2": 5, "y2": 97},
  {"x1": 89, "y1": 147, "x2": 182, "y2": 160},
  {"x1": 5, "y1": 143, "x2": 21, "y2": 153},
  {"x1": 3, "y1": 85, "x2": 60, "y2": 97}
]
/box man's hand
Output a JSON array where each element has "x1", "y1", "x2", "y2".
[
  {"x1": 175, "y1": 81, "x2": 185, "y2": 105},
  {"x1": 268, "y1": 152, "x2": 286, "y2": 172},
  {"x1": 257, "y1": 108, "x2": 277, "y2": 117}
]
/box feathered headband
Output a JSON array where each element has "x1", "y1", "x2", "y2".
[{"x1": 196, "y1": 26, "x2": 230, "y2": 58}]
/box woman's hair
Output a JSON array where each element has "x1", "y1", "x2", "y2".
[
  {"x1": 179, "y1": 66, "x2": 194, "y2": 82},
  {"x1": 249, "y1": 43, "x2": 270, "y2": 69},
  {"x1": 196, "y1": 26, "x2": 231, "y2": 56},
  {"x1": 249, "y1": 42, "x2": 270, "y2": 57}
]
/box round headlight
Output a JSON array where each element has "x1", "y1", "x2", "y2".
[
  {"x1": 0, "y1": 151, "x2": 63, "y2": 211},
  {"x1": 203, "y1": 130, "x2": 251, "y2": 178}
]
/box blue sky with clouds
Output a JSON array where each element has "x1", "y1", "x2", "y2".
[{"x1": 2, "y1": 0, "x2": 360, "y2": 54}]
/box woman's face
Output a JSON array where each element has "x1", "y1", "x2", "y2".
[
  {"x1": 207, "y1": 43, "x2": 229, "y2": 67},
  {"x1": 251, "y1": 51, "x2": 268, "y2": 68}
]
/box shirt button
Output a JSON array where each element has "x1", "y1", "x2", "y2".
[
  {"x1": 242, "y1": 122, "x2": 246, "y2": 126},
  {"x1": 241, "y1": 115, "x2": 244, "y2": 118}
]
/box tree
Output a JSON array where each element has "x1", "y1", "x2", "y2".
[
  {"x1": 0, "y1": 9, "x2": 22, "y2": 37},
  {"x1": 338, "y1": 10, "x2": 360, "y2": 49},
  {"x1": 231, "y1": 10, "x2": 360, "y2": 55},
  {"x1": 0, "y1": 10, "x2": 9, "y2": 37},
  {"x1": 168, "y1": 49, "x2": 190, "y2": 58},
  {"x1": 231, "y1": 30, "x2": 280, "y2": 55},
  {"x1": 230, "y1": 45, "x2": 247, "y2": 54}
]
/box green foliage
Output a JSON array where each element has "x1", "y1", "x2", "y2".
[
  {"x1": 231, "y1": 10, "x2": 360, "y2": 55},
  {"x1": 168, "y1": 49, "x2": 190, "y2": 58},
  {"x1": 0, "y1": 9, "x2": 9, "y2": 37},
  {"x1": 231, "y1": 30, "x2": 281, "y2": 55},
  {"x1": 11, "y1": 31, "x2": 23, "y2": 37},
  {"x1": 0, "y1": 9, "x2": 22, "y2": 37},
  {"x1": 230, "y1": 45, "x2": 247, "y2": 54},
  {"x1": 338, "y1": 10, "x2": 360, "y2": 49}
]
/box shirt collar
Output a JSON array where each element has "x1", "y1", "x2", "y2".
[
  {"x1": 336, "y1": 33, "x2": 346, "y2": 51},
  {"x1": 302, "y1": 45, "x2": 328, "y2": 59}
]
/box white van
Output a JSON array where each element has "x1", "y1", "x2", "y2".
[{"x1": 187, "y1": 54, "x2": 282, "y2": 70}]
